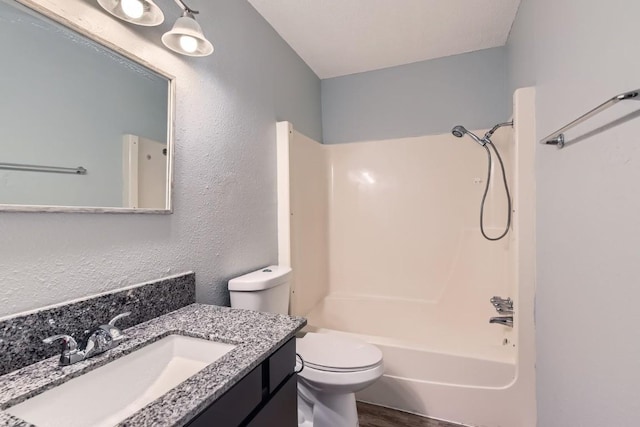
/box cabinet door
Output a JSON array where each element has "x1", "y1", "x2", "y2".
[
  {"x1": 247, "y1": 374, "x2": 297, "y2": 427},
  {"x1": 268, "y1": 338, "x2": 296, "y2": 393},
  {"x1": 186, "y1": 367, "x2": 262, "y2": 427}
]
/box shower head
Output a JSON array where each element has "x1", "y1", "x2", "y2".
[
  {"x1": 451, "y1": 125, "x2": 467, "y2": 138},
  {"x1": 451, "y1": 125, "x2": 486, "y2": 146}
]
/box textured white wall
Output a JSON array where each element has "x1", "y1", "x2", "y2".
[
  {"x1": 509, "y1": 1, "x2": 640, "y2": 425},
  {"x1": 0, "y1": 0, "x2": 322, "y2": 317}
]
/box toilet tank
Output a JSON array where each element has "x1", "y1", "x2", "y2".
[{"x1": 228, "y1": 265, "x2": 291, "y2": 314}]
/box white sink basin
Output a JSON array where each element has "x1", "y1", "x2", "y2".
[{"x1": 6, "y1": 335, "x2": 235, "y2": 427}]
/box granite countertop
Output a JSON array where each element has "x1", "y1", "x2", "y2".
[{"x1": 0, "y1": 304, "x2": 306, "y2": 427}]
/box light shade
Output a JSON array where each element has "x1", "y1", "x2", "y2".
[
  {"x1": 97, "y1": 0, "x2": 164, "y2": 26},
  {"x1": 162, "y1": 15, "x2": 214, "y2": 57}
]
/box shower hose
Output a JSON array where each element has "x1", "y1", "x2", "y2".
[{"x1": 480, "y1": 141, "x2": 512, "y2": 241}]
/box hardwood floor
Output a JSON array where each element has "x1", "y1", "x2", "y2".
[{"x1": 357, "y1": 402, "x2": 465, "y2": 427}]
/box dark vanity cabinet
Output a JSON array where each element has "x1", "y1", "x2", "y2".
[{"x1": 187, "y1": 338, "x2": 297, "y2": 427}]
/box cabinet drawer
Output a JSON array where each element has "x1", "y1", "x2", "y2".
[
  {"x1": 268, "y1": 338, "x2": 296, "y2": 393},
  {"x1": 247, "y1": 374, "x2": 297, "y2": 427},
  {"x1": 186, "y1": 366, "x2": 262, "y2": 427}
]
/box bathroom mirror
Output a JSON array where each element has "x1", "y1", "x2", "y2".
[{"x1": 0, "y1": 0, "x2": 175, "y2": 213}]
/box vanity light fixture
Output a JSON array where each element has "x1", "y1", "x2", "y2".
[
  {"x1": 162, "y1": 0, "x2": 214, "y2": 57},
  {"x1": 96, "y1": 0, "x2": 165, "y2": 26},
  {"x1": 96, "y1": 0, "x2": 213, "y2": 57}
]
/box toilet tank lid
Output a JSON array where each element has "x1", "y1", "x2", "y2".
[{"x1": 228, "y1": 265, "x2": 292, "y2": 291}]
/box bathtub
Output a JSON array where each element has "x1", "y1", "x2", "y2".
[
  {"x1": 305, "y1": 295, "x2": 524, "y2": 427},
  {"x1": 279, "y1": 88, "x2": 537, "y2": 427}
]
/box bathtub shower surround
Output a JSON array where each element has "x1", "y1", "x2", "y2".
[
  {"x1": 277, "y1": 88, "x2": 536, "y2": 427},
  {"x1": 0, "y1": 272, "x2": 195, "y2": 375}
]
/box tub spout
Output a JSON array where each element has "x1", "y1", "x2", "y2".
[{"x1": 489, "y1": 316, "x2": 513, "y2": 328}]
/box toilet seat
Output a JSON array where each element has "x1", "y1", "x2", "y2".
[
  {"x1": 296, "y1": 333, "x2": 383, "y2": 372},
  {"x1": 304, "y1": 361, "x2": 380, "y2": 373}
]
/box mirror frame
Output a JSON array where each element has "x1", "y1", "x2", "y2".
[{"x1": 1, "y1": 0, "x2": 176, "y2": 214}]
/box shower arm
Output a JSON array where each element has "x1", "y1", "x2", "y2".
[{"x1": 483, "y1": 121, "x2": 514, "y2": 141}]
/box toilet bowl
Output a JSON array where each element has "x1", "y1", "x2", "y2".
[
  {"x1": 296, "y1": 332, "x2": 384, "y2": 427},
  {"x1": 228, "y1": 266, "x2": 384, "y2": 427}
]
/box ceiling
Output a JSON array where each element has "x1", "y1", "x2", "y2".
[{"x1": 248, "y1": 0, "x2": 521, "y2": 79}]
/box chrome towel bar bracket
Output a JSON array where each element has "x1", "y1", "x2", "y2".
[{"x1": 540, "y1": 89, "x2": 640, "y2": 148}]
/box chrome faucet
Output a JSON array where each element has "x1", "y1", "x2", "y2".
[
  {"x1": 43, "y1": 312, "x2": 130, "y2": 366},
  {"x1": 490, "y1": 296, "x2": 514, "y2": 314},
  {"x1": 489, "y1": 316, "x2": 513, "y2": 328}
]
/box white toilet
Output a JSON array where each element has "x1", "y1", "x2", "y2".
[{"x1": 229, "y1": 266, "x2": 384, "y2": 427}]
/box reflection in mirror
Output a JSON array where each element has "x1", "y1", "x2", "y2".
[{"x1": 0, "y1": 0, "x2": 174, "y2": 213}]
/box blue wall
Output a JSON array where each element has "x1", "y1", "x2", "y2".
[
  {"x1": 0, "y1": 0, "x2": 322, "y2": 317},
  {"x1": 506, "y1": 0, "x2": 535, "y2": 94},
  {"x1": 321, "y1": 47, "x2": 510, "y2": 144}
]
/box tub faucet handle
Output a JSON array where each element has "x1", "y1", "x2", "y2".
[
  {"x1": 490, "y1": 296, "x2": 514, "y2": 313},
  {"x1": 495, "y1": 306, "x2": 514, "y2": 314},
  {"x1": 490, "y1": 296, "x2": 512, "y2": 304}
]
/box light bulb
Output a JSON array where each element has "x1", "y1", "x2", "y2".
[
  {"x1": 121, "y1": 0, "x2": 144, "y2": 19},
  {"x1": 179, "y1": 35, "x2": 198, "y2": 53}
]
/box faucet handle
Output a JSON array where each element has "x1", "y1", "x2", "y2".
[
  {"x1": 495, "y1": 306, "x2": 514, "y2": 314},
  {"x1": 106, "y1": 312, "x2": 131, "y2": 341},
  {"x1": 108, "y1": 312, "x2": 131, "y2": 327},
  {"x1": 490, "y1": 296, "x2": 514, "y2": 313}
]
